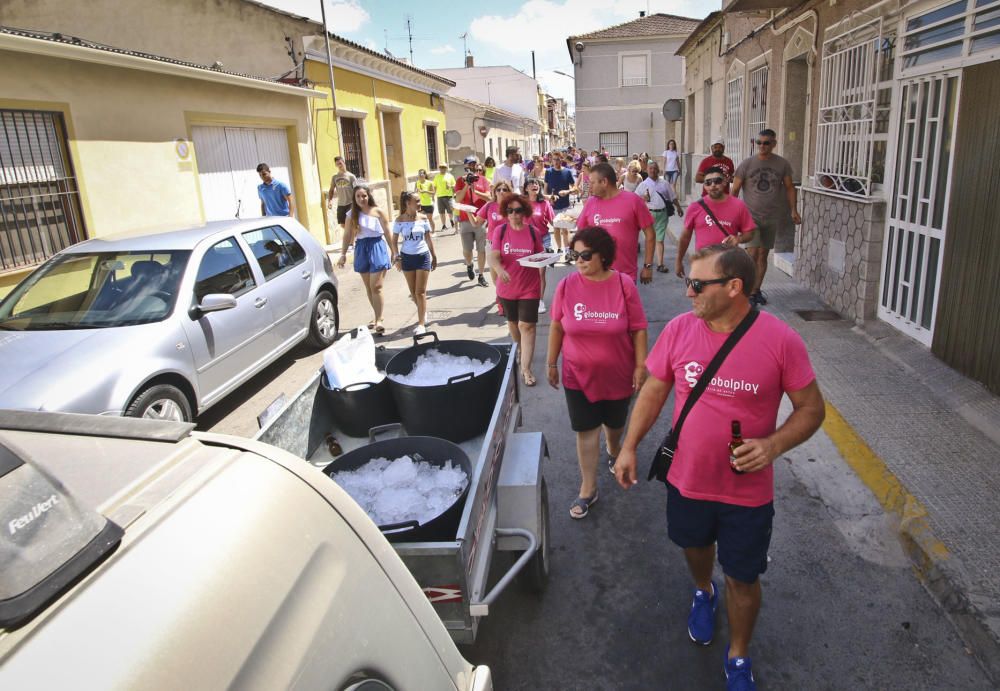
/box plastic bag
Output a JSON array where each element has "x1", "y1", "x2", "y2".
[{"x1": 322, "y1": 326, "x2": 383, "y2": 389}]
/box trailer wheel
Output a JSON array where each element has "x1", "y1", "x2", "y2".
[{"x1": 518, "y1": 478, "x2": 549, "y2": 593}]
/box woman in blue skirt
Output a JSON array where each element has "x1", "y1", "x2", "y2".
[{"x1": 337, "y1": 185, "x2": 392, "y2": 334}]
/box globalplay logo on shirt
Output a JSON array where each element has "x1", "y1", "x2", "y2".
[
  {"x1": 592, "y1": 213, "x2": 622, "y2": 227},
  {"x1": 683, "y1": 361, "x2": 760, "y2": 397},
  {"x1": 572, "y1": 303, "x2": 621, "y2": 322},
  {"x1": 503, "y1": 242, "x2": 533, "y2": 256}
]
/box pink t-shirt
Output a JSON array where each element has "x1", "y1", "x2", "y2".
[
  {"x1": 683, "y1": 196, "x2": 756, "y2": 249},
  {"x1": 577, "y1": 191, "x2": 655, "y2": 280},
  {"x1": 478, "y1": 201, "x2": 505, "y2": 243},
  {"x1": 552, "y1": 271, "x2": 648, "y2": 402},
  {"x1": 494, "y1": 223, "x2": 544, "y2": 300},
  {"x1": 646, "y1": 311, "x2": 816, "y2": 507},
  {"x1": 530, "y1": 199, "x2": 554, "y2": 236}
]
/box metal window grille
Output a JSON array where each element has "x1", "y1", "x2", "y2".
[
  {"x1": 0, "y1": 110, "x2": 85, "y2": 271},
  {"x1": 340, "y1": 117, "x2": 366, "y2": 178},
  {"x1": 425, "y1": 125, "x2": 438, "y2": 169},
  {"x1": 816, "y1": 19, "x2": 892, "y2": 197},
  {"x1": 725, "y1": 76, "x2": 744, "y2": 158},
  {"x1": 599, "y1": 132, "x2": 628, "y2": 158},
  {"x1": 747, "y1": 66, "x2": 768, "y2": 159}
]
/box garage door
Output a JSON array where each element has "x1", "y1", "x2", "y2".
[{"x1": 191, "y1": 126, "x2": 293, "y2": 221}]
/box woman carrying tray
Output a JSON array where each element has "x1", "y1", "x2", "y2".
[
  {"x1": 488, "y1": 193, "x2": 545, "y2": 387},
  {"x1": 473, "y1": 181, "x2": 513, "y2": 316},
  {"x1": 545, "y1": 226, "x2": 648, "y2": 518},
  {"x1": 391, "y1": 191, "x2": 437, "y2": 336}
]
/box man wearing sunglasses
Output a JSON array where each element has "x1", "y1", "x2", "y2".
[
  {"x1": 676, "y1": 166, "x2": 756, "y2": 279},
  {"x1": 615, "y1": 245, "x2": 825, "y2": 691},
  {"x1": 731, "y1": 129, "x2": 801, "y2": 306}
]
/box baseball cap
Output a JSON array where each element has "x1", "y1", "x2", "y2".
[
  {"x1": 712, "y1": 137, "x2": 725, "y2": 146},
  {"x1": 463, "y1": 155, "x2": 478, "y2": 165},
  {"x1": 438, "y1": 162, "x2": 448, "y2": 168}
]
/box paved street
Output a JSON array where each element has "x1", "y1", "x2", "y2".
[{"x1": 202, "y1": 218, "x2": 995, "y2": 688}]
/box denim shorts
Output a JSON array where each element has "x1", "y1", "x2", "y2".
[
  {"x1": 353, "y1": 236, "x2": 391, "y2": 273},
  {"x1": 400, "y1": 251, "x2": 432, "y2": 271},
  {"x1": 666, "y1": 482, "x2": 774, "y2": 584}
]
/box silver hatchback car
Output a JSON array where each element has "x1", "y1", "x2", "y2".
[{"x1": 0, "y1": 218, "x2": 339, "y2": 422}]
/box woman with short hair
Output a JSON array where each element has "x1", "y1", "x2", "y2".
[{"x1": 546, "y1": 226, "x2": 648, "y2": 518}]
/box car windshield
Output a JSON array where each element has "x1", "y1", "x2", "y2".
[{"x1": 0, "y1": 250, "x2": 191, "y2": 331}]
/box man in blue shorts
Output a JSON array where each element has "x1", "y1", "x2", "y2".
[{"x1": 615, "y1": 245, "x2": 825, "y2": 690}]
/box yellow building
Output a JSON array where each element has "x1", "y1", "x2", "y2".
[{"x1": 303, "y1": 35, "x2": 454, "y2": 217}]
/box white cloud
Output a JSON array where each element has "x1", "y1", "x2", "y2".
[
  {"x1": 430, "y1": 45, "x2": 457, "y2": 55},
  {"x1": 364, "y1": 39, "x2": 378, "y2": 51},
  {"x1": 263, "y1": 0, "x2": 370, "y2": 33},
  {"x1": 469, "y1": 0, "x2": 705, "y2": 57}
]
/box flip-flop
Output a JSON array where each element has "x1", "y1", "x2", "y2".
[
  {"x1": 569, "y1": 490, "x2": 599, "y2": 519},
  {"x1": 521, "y1": 369, "x2": 536, "y2": 387}
]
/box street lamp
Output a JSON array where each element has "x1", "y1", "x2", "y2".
[{"x1": 553, "y1": 70, "x2": 575, "y2": 79}]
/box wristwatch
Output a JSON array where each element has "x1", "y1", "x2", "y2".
[{"x1": 642, "y1": 263, "x2": 654, "y2": 270}]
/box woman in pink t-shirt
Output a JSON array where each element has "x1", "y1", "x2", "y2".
[
  {"x1": 546, "y1": 226, "x2": 649, "y2": 519},
  {"x1": 474, "y1": 181, "x2": 513, "y2": 315},
  {"x1": 488, "y1": 193, "x2": 545, "y2": 387},
  {"x1": 525, "y1": 177, "x2": 556, "y2": 314}
]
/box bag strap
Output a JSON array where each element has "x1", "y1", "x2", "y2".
[
  {"x1": 698, "y1": 199, "x2": 733, "y2": 237},
  {"x1": 670, "y1": 308, "x2": 759, "y2": 443},
  {"x1": 498, "y1": 221, "x2": 536, "y2": 246}
]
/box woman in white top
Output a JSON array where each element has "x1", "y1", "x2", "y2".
[
  {"x1": 662, "y1": 139, "x2": 681, "y2": 191},
  {"x1": 390, "y1": 191, "x2": 437, "y2": 335},
  {"x1": 337, "y1": 185, "x2": 393, "y2": 335}
]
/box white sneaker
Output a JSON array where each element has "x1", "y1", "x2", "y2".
[
  {"x1": 538, "y1": 299, "x2": 547, "y2": 314},
  {"x1": 414, "y1": 324, "x2": 426, "y2": 335}
]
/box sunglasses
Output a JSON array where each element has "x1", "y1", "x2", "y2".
[
  {"x1": 685, "y1": 276, "x2": 733, "y2": 293},
  {"x1": 756, "y1": 140, "x2": 775, "y2": 146},
  {"x1": 508, "y1": 207, "x2": 527, "y2": 215},
  {"x1": 704, "y1": 178, "x2": 726, "y2": 186},
  {"x1": 569, "y1": 249, "x2": 596, "y2": 261}
]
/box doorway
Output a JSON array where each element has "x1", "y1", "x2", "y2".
[{"x1": 381, "y1": 110, "x2": 406, "y2": 211}]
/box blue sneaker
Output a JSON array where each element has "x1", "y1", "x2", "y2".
[
  {"x1": 724, "y1": 648, "x2": 756, "y2": 690},
  {"x1": 687, "y1": 580, "x2": 718, "y2": 645}
]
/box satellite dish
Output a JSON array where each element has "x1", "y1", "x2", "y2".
[
  {"x1": 662, "y1": 99, "x2": 684, "y2": 121},
  {"x1": 444, "y1": 130, "x2": 462, "y2": 148}
]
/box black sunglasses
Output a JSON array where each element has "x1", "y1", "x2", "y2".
[
  {"x1": 569, "y1": 249, "x2": 596, "y2": 261},
  {"x1": 756, "y1": 139, "x2": 775, "y2": 146},
  {"x1": 508, "y1": 207, "x2": 527, "y2": 214},
  {"x1": 685, "y1": 276, "x2": 733, "y2": 293},
  {"x1": 704, "y1": 178, "x2": 726, "y2": 186}
]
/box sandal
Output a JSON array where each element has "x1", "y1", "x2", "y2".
[
  {"x1": 373, "y1": 323, "x2": 385, "y2": 336},
  {"x1": 569, "y1": 490, "x2": 599, "y2": 519},
  {"x1": 656, "y1": 265, "x2": 668, "y2": 273},
  {"x1": 521, "y1": 369, "x2": 536, "y2": 387}
]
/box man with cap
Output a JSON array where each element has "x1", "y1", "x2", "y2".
[
  {"x1": 696, "y1": 138, "x2": 736, "y2": 195},
  {"x1": 433, "y1": 162, "x2": 456, "y2": 229},
  {"x1": 453, "y1": 156, "x2": 492, "y2": 286}
]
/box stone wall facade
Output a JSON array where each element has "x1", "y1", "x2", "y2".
[{"x1": 795, "y1": 188, "x2": 886, "y2": 323}]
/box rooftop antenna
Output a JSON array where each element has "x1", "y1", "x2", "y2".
[
  {"x1": 407, "y1": 16, "x2": 415, "y2": 64},
  {"x1": 459, "y1": 31, "x2": 468, "y2": 61}
]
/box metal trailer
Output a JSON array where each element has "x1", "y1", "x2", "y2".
[{"x1": 253, "y1": 342, "x2": 550, "y2": 645}]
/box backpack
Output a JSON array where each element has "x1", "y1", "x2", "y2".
[{"x1": 497, "y1": 222, "x2": 538, "y2": 247}]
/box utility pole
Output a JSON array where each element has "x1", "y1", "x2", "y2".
[
  {"x1": 406, "y1": 16, "x2": 414, "y2": 64},
  {"x1": 531, "y1": 50, "x2": 536, "y2": 79}
]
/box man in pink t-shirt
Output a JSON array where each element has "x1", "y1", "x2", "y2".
[
  {"x1": 614, "y1": 245, "x2": 825, "y2": 688},
  {"x1": 675, "y1": 166, "x2": 756, "y2": 278},
  {"x1": 576, "y1": 162, "x2": 655, "y2": 283}
]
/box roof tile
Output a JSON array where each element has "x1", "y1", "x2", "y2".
[{"x1": 570, "y1": 12, "x2": 703, "y2": 40}]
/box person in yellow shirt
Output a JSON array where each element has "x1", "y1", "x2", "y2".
[
  {"x1": 415, "y1": 168, "x2": 437, "y2": 233},
  {"x1": 432, "y1": 163, "x2": 456, "y2": 230},
  {"x1": 483, "y1": 156, "x2": 496, "y2": 183}
]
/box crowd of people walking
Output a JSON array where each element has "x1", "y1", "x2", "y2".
[{"x1": 318, "y1": 132, "x2": 813, "y2": 691}]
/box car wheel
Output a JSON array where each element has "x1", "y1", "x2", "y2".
[
  {"x1": 125, "y1": 384, "x2": 193, "y2": 422},
  {"x1": 308, "y1": 290, "x2": 339, "y2": 348}
]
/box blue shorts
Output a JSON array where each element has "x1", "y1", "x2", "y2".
[
  {"x1": 666, "y1": 171, "x2": 680, "y2": 183},
  {"x1": 666, "y1": 482, "x2": 774, "y2": 584},
  {"x1": 400, "y1": 251, "x2": 431, "y2": 271},
  {"x1": 354, "y1": 236, "x2": 390, "y2": 273},
  {"x1": 542, "y1": 233, "x2": 553, "y2": 252}
]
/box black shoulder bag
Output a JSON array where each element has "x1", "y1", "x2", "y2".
[
  {"x1": 697, "y1": 199, "x2": 733, "y2": 237},
  {"x1": 647, "y1": 307, "x2": 760, "y2": 483}
]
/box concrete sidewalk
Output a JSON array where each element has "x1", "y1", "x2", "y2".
[{"x1": 669, "y1": 221, "x2": 1000, "y2": 683}]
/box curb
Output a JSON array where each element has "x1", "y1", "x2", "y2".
[{"x1": 822, "y1": 402, "x2": 1000, "y2": 684}]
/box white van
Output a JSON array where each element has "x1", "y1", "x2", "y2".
[{"x1": 0, "y1": 411, "x2": 492, "y2": 691}]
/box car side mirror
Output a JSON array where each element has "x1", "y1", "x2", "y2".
[{"x1": 190, "y1": 293, "x2": 237, "y2": 318}]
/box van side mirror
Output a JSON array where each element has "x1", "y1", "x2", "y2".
[{"x1": 189, "y1": 293, "x2": 237, "y2": 318}]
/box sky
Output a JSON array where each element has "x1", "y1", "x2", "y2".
[{"x1": 263, "y1": 0, "x2": 711, "y2": 110}]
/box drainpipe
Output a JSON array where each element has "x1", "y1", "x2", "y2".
[{"x1": 320, "y1": 1, "x2": 342, "y2": 245}]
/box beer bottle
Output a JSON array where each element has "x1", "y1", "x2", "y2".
[{"x1": 729, "y1": 420, "x2": 745, "y2": 474}]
